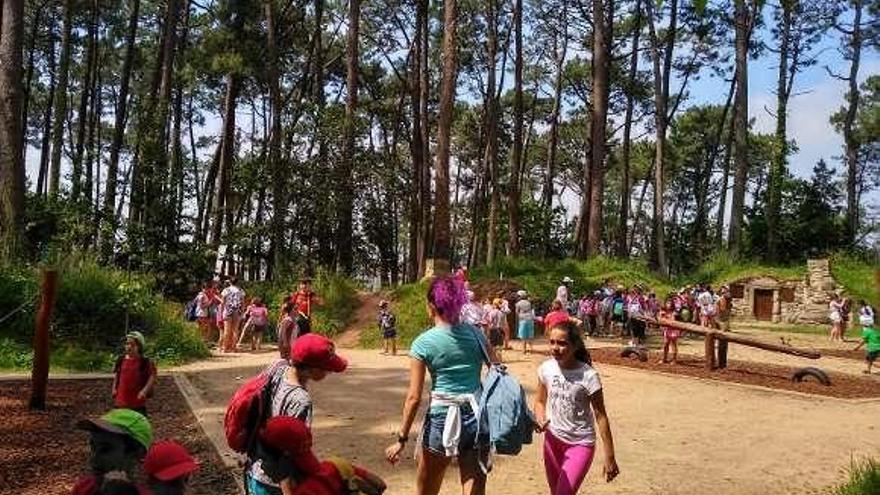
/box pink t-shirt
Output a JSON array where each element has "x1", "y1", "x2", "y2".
[{"x1": 247, "y1": 305, "x2": 269, "y2": 326}]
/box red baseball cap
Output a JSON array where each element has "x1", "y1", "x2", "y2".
[
  {"x1": 290, "y1": 334, "x2": 347, "y2": 373},
  {"x1": 259, "y1": 417, "x2": 322, "y2": 475},
  {"x1": 143, "y1": 440, "x2": 199, "y2": 481}
]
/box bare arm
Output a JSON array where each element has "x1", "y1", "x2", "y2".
[
  {"x1": 534, "y1": 377, "x2": 549, "y2": 431},
  {"x1": 590, "y1": 389, "x2": 619, "y2": 482},
  {"x1": 280, "y1": 478, "x2": 296, "y2": 495},
  {"x1": 385, "y1": 357, "x2": 427, "y2": 464}
]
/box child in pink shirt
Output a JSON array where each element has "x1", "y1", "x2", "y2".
[
  {"x1": 241, "y1": 298, "x2": 269, "y2": 351},
  {"x1": 658, "y1": 298, "x2": 680, "y2": 364}
]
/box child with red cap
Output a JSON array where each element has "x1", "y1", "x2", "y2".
[
  {"x1": 144, "y1": 440, "x2": 199, "y2": 495},
  {"x1": 246, "y1": 333, "x2": 348, "y2": 495},
  {"x1": 257, "y1": 417, "x2": 386, "y2": 495}
]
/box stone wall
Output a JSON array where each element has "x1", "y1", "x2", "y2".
[{"x1": 727, "y1": 258, "x2": 843, "y2": 325}]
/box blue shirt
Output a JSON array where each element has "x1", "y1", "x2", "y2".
[{"x1": 410, "y1": 323, "x2": 486, "y2": 412}]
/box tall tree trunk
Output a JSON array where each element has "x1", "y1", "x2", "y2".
[
  {"x1": 265, "y1": 0, "x2": 285, "y2": 279},
  {"x1": 843, "y1": 0, "x2": 863, "y2": 247},
  {"x1": 645, "y1": 0, "x2": 675, "y2": 274},
  {"x1": 86, "y1": 46, "x2": 102, "y2": 244},
  {"x1": 407, "y1": 12, "x2": 425, "y2": 282},
  {"x1": 586, "y1": 0, "x2": 612, "y2": 257},
  {"x1": 507, "y1": 0, "x2": 523, "y2": 257},
  {"x1": 485, "y1": 0, "x2": 500, "y2": 265},
  {"x1": 71, "y1": 1, "x2": 98, "y2": 203},
  {"x1": 37, "y1": 18, "x2": 56, "y2": 196},
  {"x1": 767, "y1": 0, "x2": 792, "y2": 262},
  {"x1": 715, "y1": 105, "x2": 735, "y2": 248},
  {"x1": 336, "y1": 0, "x2": 360, "y2": 275},
  {"x1": 695, "y1": 78, "x2": 734, "y2": 257},
  {"x1": 48, "y1": 0, "x2": 72, "y2": 198},
  {"x1": 210, "y1": 74, "x2": 239, "y2": 259},
  {"x1": 418, "y1": 0, "x2": 430, "y2": 276},
  {"x1": 616, "y1": 0, "x2": 641, "y2": 257},
  {"x1": 0, "y1": 0, "x2": 27, "y2": 257},
  {"x1": 728, "y1": 0, "x2": 751, "y2": 258},
  {"x1": 21, "y1": 2, "x2": 44, "y2": 165},
  {"x1": 101, "y1": 0, "x2": 140, "y2": 259},
  {"x1": 543, "y1": 20, "x2": 567, "y2": 257},
  {"x1": 432, "y1": 0, "x2": 458, "y2": 271}
]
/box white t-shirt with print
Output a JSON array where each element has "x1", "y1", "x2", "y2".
[
  {"x1": 556, "y1": 285, "x2": 569, "y2": 306},
  {"x1": 538, "y1": 359, "x2": 602, "y2": 446}
]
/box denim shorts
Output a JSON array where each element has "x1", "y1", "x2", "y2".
[{"x1": 422, "y1": 406, "x2": 485, "y2": 456}]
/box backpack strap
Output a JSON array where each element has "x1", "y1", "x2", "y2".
[{"x1": 466, "y1": 324, "x2": 492, "y2": 369}]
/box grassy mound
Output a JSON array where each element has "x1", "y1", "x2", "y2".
[
  {"x1": 0, "y1": 258, "x2": 208, "y2": 372},
  {"x1": 830, "y1": 253, "x2": 878, "y2": 306},
  {"x1": 372, "y1": 257, "x2": 674, "y2": 348},
  {"x1": 245, "y1": 271, "x2": 359, "y2": 340},
  {"x1": 690, "y1": 252, "x2": 807, "y2": 286}
]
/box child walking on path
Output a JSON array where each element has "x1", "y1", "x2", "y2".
[
  {"x1": 516, "y1": 290, "x2": 536, "y2": 354},
  {"x1": 378, "y1": 300, "x2": 398, "y2": 355},
  {"x1": 534, "y1": 320, "x2": 619, "y2": 495},
  {"x1": 240, "y1": 298, "x2": 269, "y2": 351},
  {"x1": 658, "y1": 298, "x2": 680, "y2": 364},
  {"x1": 112, "y1": 331, "x2": 157, "y2": 416},
  {"x1": 277, "y1": 302, "x2": 298, "y2": 360},
  {"x1": 854, "y1": 320, "x2": 879, "y2": 375}
]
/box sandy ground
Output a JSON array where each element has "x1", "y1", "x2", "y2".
[{"x1": 176, "y1": 341, "x2": 880, "y2": 495}]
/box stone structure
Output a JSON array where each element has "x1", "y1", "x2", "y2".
[{"x1": 727, "y1": 259, "x2": 843, "y2": 324}]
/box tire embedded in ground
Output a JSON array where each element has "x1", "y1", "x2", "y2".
[
  {"x1": 620, "y1": 346, "x2": 648, "y2": 362},
  {"x1": 791, "y1": 366, "x2": 831, "y2": 386}
]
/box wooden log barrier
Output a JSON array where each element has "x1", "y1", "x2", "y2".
[{"x1": 638, "y1": 316, "x2": 821, "y2": 368}]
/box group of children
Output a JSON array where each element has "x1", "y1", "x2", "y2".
[{"x1": 193, "y1": 277, "x2": 322, "y2": 354}]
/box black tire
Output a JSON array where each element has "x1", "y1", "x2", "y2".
[
  {"x1": 791, "y1": 366, "x2": 831, "y2": 386},
  {"x1": 621, "y1": 346, "x2": 648, "y2": 362}
]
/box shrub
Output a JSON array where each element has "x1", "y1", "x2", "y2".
[
  {"x1": 0, "y1": 257, "x2": 208, "y2": 371},
  {"x1": 829, "y1": 458, "x2": 880, "y2": 495},
  {"x1": 830, "y1": 253, "x2": 878, "y2": 307},
  {"x1": 245, "y1": 270, "x2": 359, "y2": 340}
]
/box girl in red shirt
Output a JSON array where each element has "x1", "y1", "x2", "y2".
[{"x1": 112, "y1": 331, "x2": 157, "y2": 415}]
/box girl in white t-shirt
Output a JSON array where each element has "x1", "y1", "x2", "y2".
[{"x1": 534, "y1": 320, "x2": 619, "y2": 495}]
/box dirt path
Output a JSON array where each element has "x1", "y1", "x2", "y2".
[
  {"x1": 179, "y1": 346, "x2": 880, "y2": 495},
  {"x1": 337, "y1": 292, "x2": 383, "y2": 348}
]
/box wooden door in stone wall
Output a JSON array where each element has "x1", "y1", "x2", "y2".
[{"x1": 753, "y1": 289, "x2": 774, "y2": 321}]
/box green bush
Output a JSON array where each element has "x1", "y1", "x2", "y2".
[
  {"x1": 829, "y1": 458, "x2": 880, "y2": 495},
  {"x1": 245, "y1": 270, "x2": 359, "y2": 340},
  {"x1": 0, "y1": 257, "x2": 208, "y2": 372}
]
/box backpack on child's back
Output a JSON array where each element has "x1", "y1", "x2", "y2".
[{"x1": 224, "y1": 359, "x2": 287, "y2": 453}]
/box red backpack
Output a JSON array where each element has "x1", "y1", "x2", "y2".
[{"x1": 224, "y1": 360, "x2": 287, "y2": 453}]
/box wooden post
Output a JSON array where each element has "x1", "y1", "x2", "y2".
[
  {"x1": 29, "y1": 270, "x2": 58, "y2": 410},
  {"x1": 704, "y1": 331, "x2": 716, "y2": 370},
  {"x1": 717, "y1": 339, "x2": 729, "y2": 369}
]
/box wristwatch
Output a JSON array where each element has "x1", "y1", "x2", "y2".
[{"x1": 397, "y1": 432, "x2": 409, "y2": 444}]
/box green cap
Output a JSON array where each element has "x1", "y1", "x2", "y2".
[
  {"x1": 126, "y1": 331, "x2": 146, "y2": 349},
  {"x1": 77, "y1": 409, "x2": 153, "y2": 450}
]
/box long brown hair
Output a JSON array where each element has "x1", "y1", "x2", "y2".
[{"x1": 552, "y1": 320, "x2": 591, "y2": 365}]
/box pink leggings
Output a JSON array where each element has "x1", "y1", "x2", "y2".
[{"x1": 543, "y1": 430, "x2": 595, "y2": 495}]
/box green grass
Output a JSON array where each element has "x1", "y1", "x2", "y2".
[
  {"x1": 0, "y1": 257, "x2": 209, "y2": 372},
  {"x1": 691, "y1": 252, "x2": 807, "y2": 287},
  {"x1": 733, "y1": 321, "x2": 829, "y2": 336},
  {"x1": 471, "y1": 256, "x2": 675, "y2": 302},
  {"x1": 360, "y1": 281, "x2": 431, "y2": 349},
  {"x1": 830, "y1": 253, "x2": 878, "y2": 307},
  {"x1": 829, "y1": 458, "x2": 880, "y2": 495}
]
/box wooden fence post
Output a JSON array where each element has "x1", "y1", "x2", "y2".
[
  {"x1": 704, "y1": 331, "x2": 716, "y2": 370},
  {"x1": 29, "y1": 270, "x2": 58, "y2": 410}
]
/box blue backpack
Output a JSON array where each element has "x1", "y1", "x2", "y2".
[
  {"x1": 184, "y1": 298, "x2": 199, "y2": 322},
  {"x1": 470, "y1": 327, "x2": 535, "y2": 465}
]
